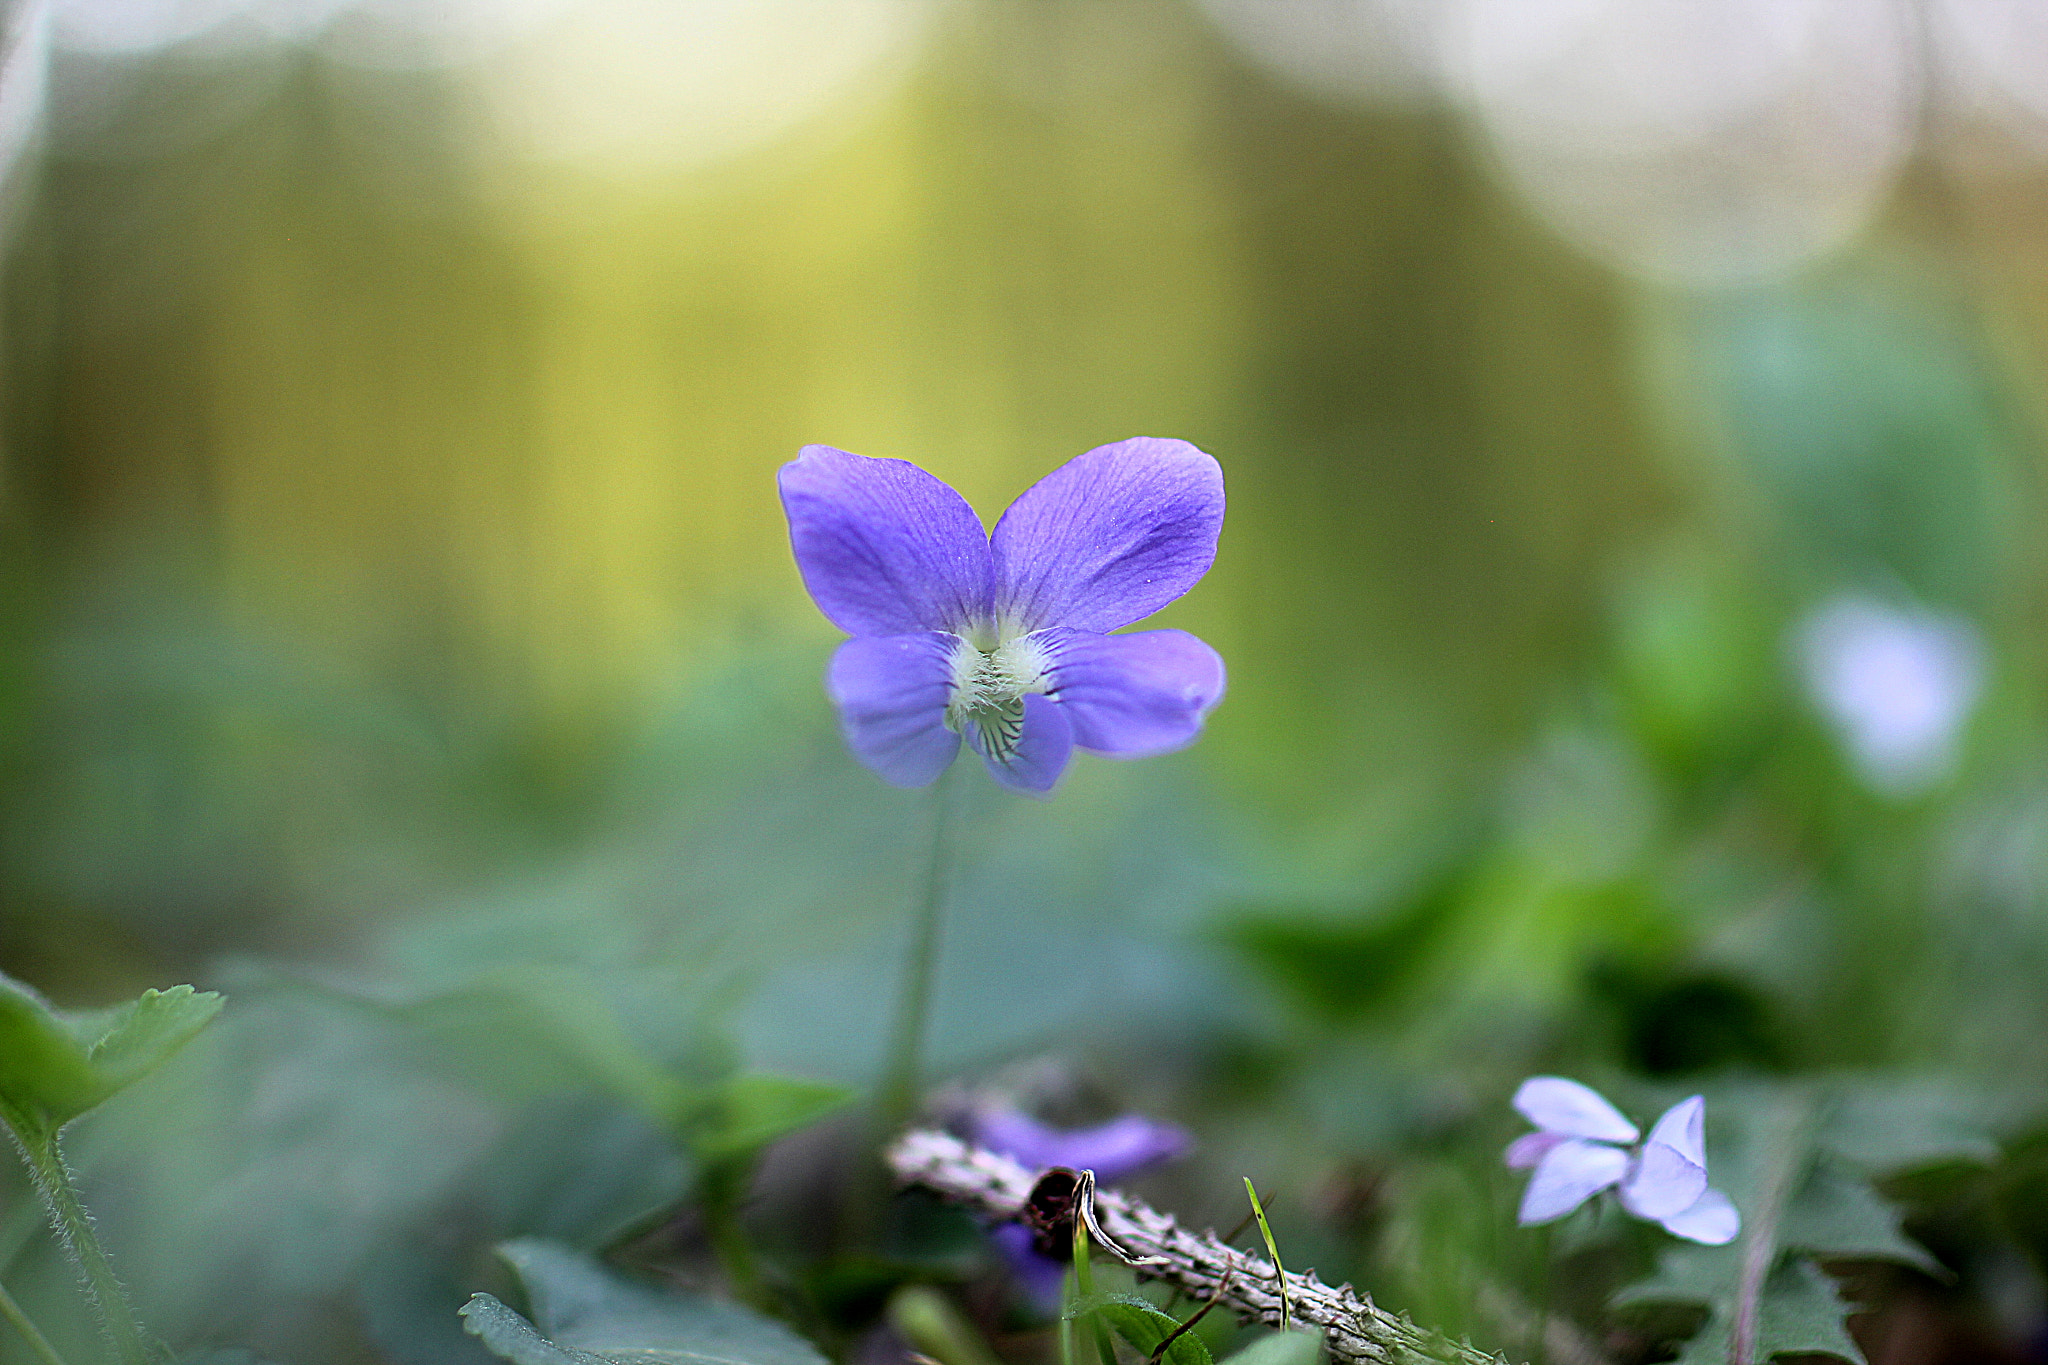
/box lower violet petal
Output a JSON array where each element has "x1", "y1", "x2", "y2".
[
  {"x1": 1659, "y1": 1187, "x2": 1741, "y2": 1246},
  {"x1": 967, "y1": 691, "x2": 1073, "y2": 794},
  {"x1": 826, "y1": 632, "x2": 962, "y2": 787},
  {"x1": 1518, "y1": 1138, "x2": 1630, "y2": 1226},
  {"x1": 1035, "y1": 628, "x2": 1226, "y2": 756}
]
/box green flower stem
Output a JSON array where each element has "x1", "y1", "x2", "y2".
[
  {"x1": 13, "y1": 1121, "x2": 148, "y2": 1365},
  {"x1": 1073, "y1": 1214, "x2": 1115, "y2": 1365},
  {"x1": 696, "y1": 1157, "x2": 770, "y2": 1313},
  {"x1": 876, "y1": 766, "x2": 960, "y2": 1137},
  {"x1": 0, "y1": 1275, "x2": 71, "y2": 1365}
]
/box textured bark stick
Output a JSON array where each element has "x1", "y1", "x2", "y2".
[{"x1": 887, "y1": 1130, "x2": 1515, "y2": 1365}]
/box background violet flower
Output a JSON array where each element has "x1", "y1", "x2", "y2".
[
  {"x1": 1795, "y1": 594, "x2": 1985, "y2": 797},
  {"x1": 1506, "y1": 1077, "x2": 1739, "y2": 1246},
  {"x1": 778, "y1": 439, "x2": 1226, "y2": 793},
  {"x1": 969, "y1": 1106, "x2": 1192, "y2": 1309}
]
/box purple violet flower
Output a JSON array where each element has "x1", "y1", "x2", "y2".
[
  {"x1": 971, "y1": 1106, "x2": 1193, "y2": 1309},
  {"x1": 1506, "y1": 1077, "x2": 1739, "y2": 1246},
  {"x1": 778, "y1": 439, "x2": 1227, "y2": 794}
]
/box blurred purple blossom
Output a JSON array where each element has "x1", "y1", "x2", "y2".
[
  {"x1": 778, "y1": 439, "x2": 1226, "y2": 794},
  {"x1": 1506, "y1": 1077, "x2": 1739, "y2": 1246},
  {"x1": 1796, "y1": 594, "x2": 1985, "y2": 796},
  {"x1": 971, "y1": 1107, "x2": 1192, "y2": 1308}
]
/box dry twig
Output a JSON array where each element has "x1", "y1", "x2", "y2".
[{"x1": 887, "y1": 1130, "x2": 1516, "y2": 1365}]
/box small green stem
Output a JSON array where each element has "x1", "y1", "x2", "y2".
[
  {"x1": 11, "y1": 1121, "x2": 148, "y2": 1365},
  {"x1": 0, "y1": 1276, "x2": 71, "y2": 1365},
  {"x1": 698, "y1": 1158, "x2": 770, "y2": 1312},
  {"x1": 877, "y1": 767, "x2": 959, "y2": 1136},
  {"x1": 1073, "y1": 1215, "x2": 1115, "y2": 1365}
]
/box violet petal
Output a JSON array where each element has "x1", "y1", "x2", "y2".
[
  {"x1": 1512, "y1": 1077, "x2": 1640, "y2": 1144},
  {"x1": 972, "y1": 1108, "x2": 1193, "y2": 1179},
  {"x1": 1618, "y1": 1097, "x2": 1709, "y2": 1220},
  {"x1": 1505, "y1": 1131, "x2": 1566, "y2": 1171},
  {"x1": 966, "y1": 692, "x2": 1073, "y2": 794},
  {"x1": 780, "y1": 445, "x2": 992, "y2": 637},
  {"x1": 1034, "y1": 628, "x2": 1226, "y2": 756},
  {"x1": 989, "y1": 437, "x2": 1223, "y2": 634},
  {"x1": 1517, "y1": 1137, "x2": 1629, "y2": 1225},
  {"x1": 1659, "y1": 1187, "x2": 1741, "y2": 1246},
  {"x1": 826, "y1": 632, "x2": 963, "y2": 787}
]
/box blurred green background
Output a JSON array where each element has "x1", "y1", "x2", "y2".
[{"x1": 4, "y1": 1, "x2": 2048, "y2": 1363}]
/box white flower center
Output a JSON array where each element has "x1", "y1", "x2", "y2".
[{"x1": 946, "y1": 631, "x2": 1053, "y2": 761}]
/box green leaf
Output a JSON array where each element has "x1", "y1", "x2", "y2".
[
  {"x1": 1217, "y1": 1329, "x2": 1324, "y2": 1365},
  {"x1": 1666, "y1": 1261, "x2": 1865, "y2": 1365},
  {"x1": 690, "y1": 1075, "x2": 853, "y2": 1162},
  {"x1": 462, "y1": 1295, "x2": 614, "y2": 1365},
  {"x1": 1065, "y1": 1291, "x2": 1214, "y2": 1365},
  {"x1": 474, "y1": 1238, "x2": 829, "y2": 1365},
  {"x1": 1780, "y1": 1161, "x2": 1941, "y2": 1275},
  {"x1": 0, "y1": 972, "x2": 223, "y2": 1131},
  {"x1": 72, "y1": 986, "x2": 228, "y2": 1103}
]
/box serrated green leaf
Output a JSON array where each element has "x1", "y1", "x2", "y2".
[
  {"x1": 463, "y1": 1294, "x2": 614, "y2": 1365},
  {"x1": 0, "y1": 972, "x2": 223, "y2": 1131},
  {"x1": 1819, "y1": 1081, "x2": 1998, "y2": 1173},
  {"x1": 1780, "y1": 1161, "x2": 1940, "y2": 1274},
  {"x1": 75, "y1": 986, "x2": 227, "y2": 1103},
  {"x1": 1065, "y1": 1291, "x2": 1214, "y2": 1365},
  {"x1": 491, "y1": 1238, "x2": 827, "y2": 1365},
  {"x1": 1666, "y1": 1261, "x2": 1864, "y2": 1365},
  {"x1": 1217, "y1": 1329, "x2": 1323, "y2": 1365},
  {"x1": 689, "y1": 1075, "x2": 853, "y2": 1162}
]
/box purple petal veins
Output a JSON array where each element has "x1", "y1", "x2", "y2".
[
  {"x1": 826, "y1": 633, "x2": 963, "y2": 788},
  {"x1": 780, "y1": 445, "x2": 992, "y2": 637},
  {"x1": 1512, "y1": 1076, "x2": 1640, "y2": 1144},
  {"x1": 965, "y1": 692, "x2": 1072, "y2": 793},
  {"x1": 990, "y1": 437, "x2": 1224, "y2": 634},
  {"x1": 1034, "y1": 628, "x2": 1226, "y2": 756}
]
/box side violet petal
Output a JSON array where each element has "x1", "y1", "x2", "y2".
[
  {"x1": 990, "y1": 437, "x2": 1224, "y2": 634},
  {"x1": 1619, "y1": 1096, "x2": 1710, "y2": 1222},
  {"x1": 967, "y1": 692, "x2": 1073, "y2": 795},
  {"x1": 1035, "y1": 628, "x2": 1226, "y2": 757},
  {"x1": 1518, "y1": 1138, "x2": 1629, "y2": 1226},
  {"x1": 780, "y1": 445, "x2": 993, "y2": 637},
  {"x1": 1512, "y1": 1076, "x2": 1640, "y2": 1144},
  {"x1": 1505, "y1": 1132, "x2": 1566, "y2": 1171},
  {"x1": 1659, "y1": 1187, "x2": 1741, "y2": 1246},
  {"x1": 826, "y1": 632, "x2": 963, "y2": 787}
]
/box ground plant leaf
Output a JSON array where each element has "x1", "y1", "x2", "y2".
[
  {"x1": 690, "y1": 1075, "x2": 853, "y2": 1162},
  {"x1": 1065, "y1": 1291, "x2": 1214, "y2": 1365},
  {"x1": 474, "y1": 1238, "x2": 829, "y2": 1365},
  {"x1": 0, "y1": 972, "x2": 223, "y2": 1129},
  {"x1": 1615, "y1": 1080, "x2": 1992, "y2": 1364},
  {"x1": 1216, "y1": 1328, "x2": 1323, "y2": 1365}
]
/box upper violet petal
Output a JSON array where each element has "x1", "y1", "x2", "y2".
[
  {"x1": 826, "y1": 632, "x2": 963, "y2": 787},
  {"x1": 972, "y1": 1108, "x2": 1193, "y2": 1179},
  {"x1": 1641, "y1": 1095, "x2": 1708, "y2": 1171},
  {"x1": 1035, "y1": 628, "x2": 1226, "y2": 756},
  {"x1": 967, "y1": 692, "x2": 1073, "y2": 794},
  {"x1": 1512, "y1": 1077, "x2": 1640, "y2": 1144},
  {"x1": 1517, "y1": 1138, "x2": 1629, "y2": 1225},
  {"x1": 1618, "y1": 1098, "x2": 1710, "y2": 1221},
  {"x1": 990, "y1": 437, "x2": 1223, "y2": 633},
  {"x1": 1659, "y1": 1187, "x2": 1740, "y2": 1246},
  {"x1": 780, "y1": 445, "x2": 992, "y2": 637},
  {"x1": 1505, "y1": 1132, "x2": 1566, "y2": 1171}
]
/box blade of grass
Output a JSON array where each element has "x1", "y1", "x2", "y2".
[{"x1": 1243, "y1": 1179, "x2": 1291, "y2": 1333}]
